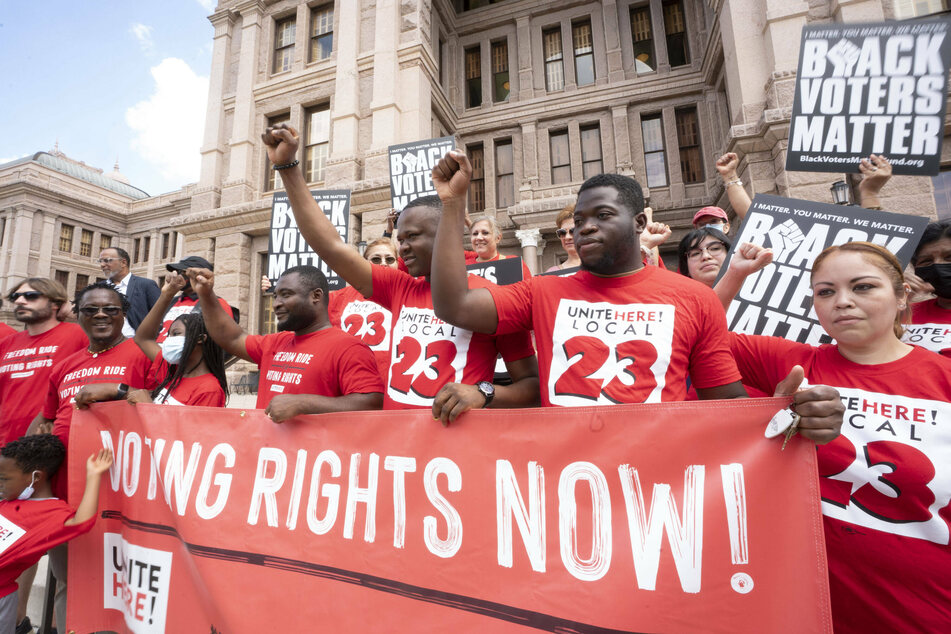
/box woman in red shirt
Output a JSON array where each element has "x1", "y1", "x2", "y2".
[{"x1": 720, "y1": 241, "x2": 951, "y2": 633}]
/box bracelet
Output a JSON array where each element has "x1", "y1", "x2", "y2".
[
  {"x1": 382, "y1": 230, "x2": 392, "y2": 238},
  {"x1": 725, "y1": 178, "x2": 743, "y2": 187},
  {"x1": 115, "y1": 383, "x2": 129, "y2": 400},
  {"x1": 272, "y1": 159, "x2": 299, "y2": 171}
]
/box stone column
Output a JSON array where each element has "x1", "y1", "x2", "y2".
[
  {"x1": 214, "y1": 233, "x2": 252, "y2": 329},
  {"x1": 327, "y1": 0, "x2": 362, "y2": 184},
  {"x1": 366, "y1": 0, "x2": 402, "y2": 181},
  {"x1": 516, "y1": 16, "x2": 534, "y2": 100},
  {"x1": 601, "y1": 0, "x2": 624, "y2": 82},
  {"x1": 519, "y1": 121, "x2": 538, "y2": 199},
  {"x1": 222, "y1": 0, "x2": 265, "y2": 206},
  {"x1": 146, "y1": 231, "x2": 160, "y2": 280},
  {"x1": 611, "y1": 105, "x2": 634, "y2": 175},
  {"x1": 718, "y1": 0, "x2": 769, "y2": 125},
  {"x1": 515, "y1": 228, "x2": 542, "y2": 275},
  {"x1": 8, "y1": 208, "x2": 35, "y2": 282},
  {"x1": 195, "y1": 9, "x2": 235, "y2": 213},
  {"x1": 36, "y1": 214, "x2": 56, "y2": 276}
]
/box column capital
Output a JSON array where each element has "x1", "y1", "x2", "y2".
[{"x1": 515, "y1": 228, "x2": 542, "y2": 248}]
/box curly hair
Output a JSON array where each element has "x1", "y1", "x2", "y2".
[
  {"x1": 73, "y1": 280, "x2": 130, "y2": 314},
  {"x1": 1, "y1": 434, "x2": 66, "y2": 475}
]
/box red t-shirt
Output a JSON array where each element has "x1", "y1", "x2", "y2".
[
  {"x1": 147, "y1": 350, "x2": 226, "y2": 407},
  {"x1": 487, "y1": 266, "x2": 741, "y2": 406},
  {"x1": 0, "y1": 323, "x2": 88, "y2": 446},
  {"x1": 731, "y1": 335, "x2": 951, "y2": 633},
  {"x1": 905, "y1": 298, "x2": 951, "y2": 357},
  {"x1": 0, "y1": 498, "x2": 95, "y2": 598},
  {"x1": 369, "y1": 266, "x2": 536, "y2": 409},
  {"x1": 156, "y1": 294, "x2": 234, "y2": 342},
  {"x1": 244, "y1": 327, "x2": 383, "y2": 410},
  {"x1": 0, "y1": 323, "x2": 16, "y2": 342},
  {"x1": 328, "y1": 284, "x2": 392, "y2": 381}
]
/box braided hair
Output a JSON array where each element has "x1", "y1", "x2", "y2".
[{"x1": 151, "y1": 311, "x2": 228, "y2": 403}]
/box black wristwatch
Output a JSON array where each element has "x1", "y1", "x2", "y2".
[
  {"x1": 476, "y1": 381, "x2": 495, "y2": 407},
  {"x1": 115, "y1": 383, "x2": 130, "y2": 400}
]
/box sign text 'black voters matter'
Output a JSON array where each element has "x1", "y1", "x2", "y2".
[
  {"x1": 267, "y1": 190, "x2": 350, "y2": 290},
  {"x1": 787, "y1": 19, "x2": 951, "y2": 175},
  {"x1": 388, "y1": 136, "x2": 455, "y2": 212}
]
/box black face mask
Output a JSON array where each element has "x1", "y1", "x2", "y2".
[{"x1": 915, "y1": 263, "x2": 951, "y2": 299}]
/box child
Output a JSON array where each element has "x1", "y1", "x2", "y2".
[{"x1": 0, "y1": 435, "x2": 112, "y2": 633}]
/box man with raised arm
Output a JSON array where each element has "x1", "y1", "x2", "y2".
[
  {"x1": 261, "y1": 124, "x2": 539, "y2": 423},
  {"x1": 428, "y1": 152, "x2": 844, "y2": 443},
  {"x1": 186, "y1": 265, "x2": 383, "y2": 421}
]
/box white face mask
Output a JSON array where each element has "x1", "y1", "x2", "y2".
[
  {"x1": 703, "y1": 222, "x2": 727, "y2": 233},
  {"x1": 161, "y1": 336, "x2": 187, "y2": 364},
  {"x1": 17, "y1": 471, "x2": 39, "y2": 500}
]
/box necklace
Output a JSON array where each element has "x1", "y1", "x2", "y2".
[{"x1": 88, "y1": 337, "x2": 125, "y2": 358}]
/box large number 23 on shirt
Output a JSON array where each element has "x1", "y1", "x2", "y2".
[
  {"x1": 340, "y1": 300, "x2": 392, "y2": 351},
  {"x1": 388, "y1": 307, "x2": 470, "y2": 406}
]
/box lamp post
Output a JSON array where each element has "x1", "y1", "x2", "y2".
[{"x1": 830, "y1": 180, "x2": 852, "y2": 205}]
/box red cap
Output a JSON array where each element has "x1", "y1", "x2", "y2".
[{"x1": 692, "y1": 206, "x2": 728, "y2": 227}]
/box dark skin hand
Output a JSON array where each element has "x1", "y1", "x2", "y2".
[{"x1": 773, "y1": 366, "x2": 844, "y2": 445}]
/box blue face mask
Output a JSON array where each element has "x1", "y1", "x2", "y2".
[
  {"x1": 17, "y1": 471, "x2": 39, "y2": 500},
  {"x1": 161, "y1": 336, "x2": 187, "y2": 364},
  {"x1": 703, "y1": 222, "x2": 727, "y2": 233}
]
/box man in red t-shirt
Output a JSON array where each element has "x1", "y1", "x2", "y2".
[
  {"x1": 155, "y1": 256, "x2": 234, "y2": 342},
  {"x1": 261, "y1": 123, "x2": 539, "y2": 422},
  {"x1": 428, "y1": 153, "x2": 843, "y2": 438},
  {"x1": 188, "y1": 265, "x2": 382, "y2": 420},
  {"x1": 0, "y1": 278, "x2": 87, "y2": 446}
]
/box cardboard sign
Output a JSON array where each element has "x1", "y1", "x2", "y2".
[
  {"x1": 68, "y1": 400, "x2": 832, "y2": 633},
  {"x1": 787, "y1": 19, "x2": 951, "y2": 175},
  {"x1": 722, "y1": 193, "x2": 930, "y2": 343},
  {"x1": 267, "y1": 190, "x2": 350, "y2": 290},
  {"x1": 465, "y1": 256, "x2": 524, "y2": 286},
  {"x1": 388, "y1": 136, "x2": 455, "y2": 212},
  {"x1": 539, "y1": 266, "x2": 582, "y2": 278}
]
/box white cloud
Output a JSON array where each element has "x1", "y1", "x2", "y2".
[
  {"x1": 196, "y1": 0, "x2": 216, "y2": 12},
  {"x1": 126, "y1": 58, "x2": 208, "y2": 187},
  {"x1": 130, "y1": 23, "x2": 154, "y2": 53}
]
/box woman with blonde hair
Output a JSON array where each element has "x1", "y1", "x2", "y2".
[
  {"x1": 719, "y1": 240, "x2": 951, "y2": 633},
  {"x1": 469, "y1": 215, "x2": 532, "y2": 278},
  {"x1": 545, "y1": 204, "x2": 581, "y2": 272}
]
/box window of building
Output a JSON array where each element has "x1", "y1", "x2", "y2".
[
  {"x1": 439, "y1": 37, "x2": 447, "y2": 87},
  {"x1": 59, "y1": 224, "x2": 74, "y2": 253},
  {"x1": 75, "y1": 274, "x2": 89, "y2": 294},
  {"x1": 100, "y1": 234, "x2": 112, "y2": 252},
  {"x1": 266, "y1": 113, "x2": 292, "y2": 191},
  {"x1": 259, "y1": 255, "x2": 279, "y2": 335},
  {"x1": 894, "y1": 0, "x2": 951, "y2": 18},
  {"x1": 495, "y1": 140, "x2": 514, "y2": 208},
  {"x1": 580, "y1": 125, "x2": 603, "y2": 179},
  {"x1": 310, "y1": 5, "x2": 334, "y2": 62},
  {"x1": 465, "y1": 46, "x2": 482, "y2": 108},
  {"x1": 662, "y1": 0, "x2": 689, "y2": 67},
  {"x1": 79, "y1": 229, "x2": 93, "y2": 257},
  {"x1": 170, "y1": 232, "x2": 177, "y2": 259},
  {"x1": 630, "y1": 5, "x2": 655, "y2": 72},
  {"x1": 161, "y1": 233, "x2": 170, "y2": 260},
  {"x1": 550, "y1": 130, "x2": 571, "y2": 184},
  {"x1": 931, "y1": 170, "x2": 951, "y2": 220},
  {"x1": 492, "y1": 40, "x2": 510, "y2": 102},
  {"x1": 468, "y1": 144, "x2": 486, "y2": 213},
  {"x1": 142, "y1": 236, "x2": 151, "y2": 262},
  {"x1": 133, "y1": 238, "x2": 141, "y2": 263},
  {"x1": 54, "y1": 270, "x2": 69, "y2": 290},
  {"x1": 0, "y1": 219, "x2": 5, "y2": 246},
  {"x1": 543, "y1": 28, "x2": 565, "y2": 92},
  {"x1": 572, "y1": 21, "x2": 595, "y2": 86},
  {"x1": 641, "y1": 114, "x2": 668, "y2": 187},
  {"x1": 273, "y1": 16, "x2": 296, "y2": 74},
  {"x1": 675, "y1": 107, "x2": 702, "y2": 184},
  {"x1": 304, "y1": 105, "x2": 331, "y2": 183}
]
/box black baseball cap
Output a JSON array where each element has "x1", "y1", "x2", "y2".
[{"x1": 166, "y1": 256, "x2": 213, "y2": 272}]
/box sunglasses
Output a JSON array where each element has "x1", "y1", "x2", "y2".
[
  {"x1": 96, "y1": 257, "x2": 118, "y2": 264},
  {"x1": 78, "y1": 305, "x2": 123, "y2": 317},
  {"x1": 369, "y1": 256, "x2": 397, "y2": 265},
  {"x1": 556, "y1": 228, "x2": 571, "y2": 238},
  {"x1": 8, "y1": 291, "x2": 44, "y2": 302}
]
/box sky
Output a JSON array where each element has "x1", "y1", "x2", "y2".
[{"x1": 0, "y1": 0, "x2": 216, "y2": 196}]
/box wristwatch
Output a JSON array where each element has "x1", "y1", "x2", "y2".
[
  {"x1": 115, "y1": 383, "x2": 130, "y2": 400},
  {"x1": 476, "y1": 381, "x2": 495, "y2": 407}
]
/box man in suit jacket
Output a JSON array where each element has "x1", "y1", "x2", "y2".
[{"x1": 98, "y1": 246, "x2": 160, "y2": 336}]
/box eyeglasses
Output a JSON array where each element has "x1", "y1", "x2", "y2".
[
  {"x1": 78, "y1": 305, "x2": 123, "y2": 317},
  {"x1": 686, "y1": 242, "x2": 728, "y2": 261},
  {"x1": 96, "y1": 257, "x2": 118, "y2": 264},
  {"x1": 369, "y1": 256, "x2": 397, "y2": 265},
  {"x1": 556, "y1": 228, "x2": 571, "y2": 238},
  {"x1": 8, "y1": 291, "x2": 44, "y2": 302}
]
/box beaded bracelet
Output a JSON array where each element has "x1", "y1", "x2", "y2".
[
  {"x1": 273, "y1": 159, "x2": 300, "y2": 171},
  {"x1": 725, "y1": 178, "x2": 743, "y2": 187}
]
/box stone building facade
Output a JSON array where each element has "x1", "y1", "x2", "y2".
[{"x1": 1, "y1": 0, "x2": 947, "y2": 344}]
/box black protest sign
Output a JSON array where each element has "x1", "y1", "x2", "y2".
[
  {"x1": 722, "y1": 193, "x2": 930, "y2": 344},
  {"x1": 539, "y1": 266, "x2": 582, "y2": 278},
  {"x1": 787, "y1": 19, "x2": 951, "y2": 175},
  {"x1": 466, "y1": 257, "x2": 524, "y2": 286},
  {"x1": 388, "y1": 136, "x2": 455, "y2": 212},
  {"x1": 267, "y1": 190, "x2": 350, "y2": 290}
]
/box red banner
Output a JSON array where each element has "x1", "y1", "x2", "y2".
[{"x1": 67, "y1": 399, "x2": 831, "y2": 633}]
